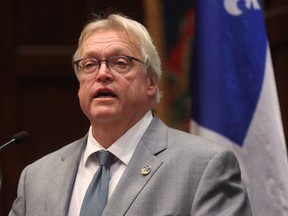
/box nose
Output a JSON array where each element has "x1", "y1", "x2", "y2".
[{"x1": 95, "y1": 61, "x2": 113, "y2": 82}]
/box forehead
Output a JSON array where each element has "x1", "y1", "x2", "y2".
[{"x1": 80, "y1": 30, "x2": 139, "y2": 56}]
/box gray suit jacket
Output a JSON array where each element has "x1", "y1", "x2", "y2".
[{"x1": 9, "y1": 116, "x2": 252, "y2": 215}]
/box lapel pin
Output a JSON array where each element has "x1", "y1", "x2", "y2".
[{"x1": 141, "y1": 165, "x2": 152, "y2": 176}]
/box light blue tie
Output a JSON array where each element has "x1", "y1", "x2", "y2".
[{"x1": 80, "y1": 150, "x2": 116, "y2": 216}]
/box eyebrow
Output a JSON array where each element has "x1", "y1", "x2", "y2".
[
  {"x1": 82, "y1": 44, "x2": 135, "y2": 58},
  {"x1": 84, "y1": 53, "x2": 134, "y2": 61}
]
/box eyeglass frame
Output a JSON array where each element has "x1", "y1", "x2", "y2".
[{"x1": 73, "y1": 55, "x2": 149, "y2": 77}]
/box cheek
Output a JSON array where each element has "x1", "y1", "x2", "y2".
[
  {"x1": 78, "y1": 81, "x2": 90, "y2": 102},
  {"x1": 78, "y1": 84, "x2": 92, "y2": 116},
  {"x1": 78, "y1": 83, "x2": 84, "y2": 99},
  {"x1": 77, "y1": 88, "x2": 85, "y2": 109},
  {"x1": 131, "y1": 76, "x2": 152, "y2": 95}
]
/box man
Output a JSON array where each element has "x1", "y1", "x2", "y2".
[{"x1": 9, "y1": 14, "x2": 252, "y2": 215}]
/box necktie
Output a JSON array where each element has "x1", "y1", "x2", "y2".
[{"x1": 80, "y1": 150, "x2": 116, "y2": 216}]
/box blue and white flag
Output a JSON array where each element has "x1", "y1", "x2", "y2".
[{"x1": 191, "y1": 0, "x2": 288, "y2": 215}]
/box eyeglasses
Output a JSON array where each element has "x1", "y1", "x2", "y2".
[{"x1": 73, "y1": 55, "x2": 148, "y2": 76}]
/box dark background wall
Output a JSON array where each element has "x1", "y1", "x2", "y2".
[
  {"x1": 264, "y1": 0, "x2": 288, "y2": 146},
  {"x1": 0, "y1": 0, "x2": 287, "y2": 215},
  {"x1": 0, "y1": 1, "x2": 144, "y2": 215}
]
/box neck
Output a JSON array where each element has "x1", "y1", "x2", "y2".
[
  {"x1": 91, "y1": 112, "x2": 149, "y2": 149},
  {"x1": 91, "y1": 126, "x2": 122, "y2": 149}
]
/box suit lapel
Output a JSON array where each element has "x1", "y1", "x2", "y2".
[
  {"x1": 104, "y1": 116, "x2": 168, "y2": 215},
  {"x1": 46, "y1": 136, "x2": 87, "y2": 216}
]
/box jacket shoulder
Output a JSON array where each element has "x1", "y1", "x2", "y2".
[{"x1": 27, "y1": 135, "x2": 86, "y2": 170}]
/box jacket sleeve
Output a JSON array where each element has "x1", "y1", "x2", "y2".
[
  {"x1": 191, "y1": 150, "x2": 253, "y2": 215},
  {"x1": 9, "y1": 166, "x2": 28, "y2": 216}
]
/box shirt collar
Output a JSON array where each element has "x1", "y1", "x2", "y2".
[{"x1": 83, "y1": 111, "x2": 153, "y2": 166}]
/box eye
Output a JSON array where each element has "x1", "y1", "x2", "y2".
[
  {"x1": 82, "y1": 59, "x2": 98, "y2": 73},
  {"x1": 110, "y1": 56, "x2": 129, "y2": 69}
]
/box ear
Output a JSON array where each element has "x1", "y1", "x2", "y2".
[{"x1": 147, "y1": 73, "x2": 158, "y2": 96}]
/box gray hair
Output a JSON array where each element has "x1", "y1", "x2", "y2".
[{"x1": 73, "y1": 14, "x2": 162, "y2": 105}]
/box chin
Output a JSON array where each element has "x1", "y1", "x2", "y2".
[{"x1": 89, "y1": 110, "x2": 118, "y2": 121}]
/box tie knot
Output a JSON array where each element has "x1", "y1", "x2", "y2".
[{"x1": 96, "y1": 150, "x2": 116, "y2": 168}]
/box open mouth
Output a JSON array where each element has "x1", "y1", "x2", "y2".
[{"x1": 94, "y1": 90, "x2": 116, "y2": 98}]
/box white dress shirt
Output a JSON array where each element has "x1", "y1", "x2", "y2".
[{"x1": 68, "y1": 111, "x2": 153, "y2": 216}]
